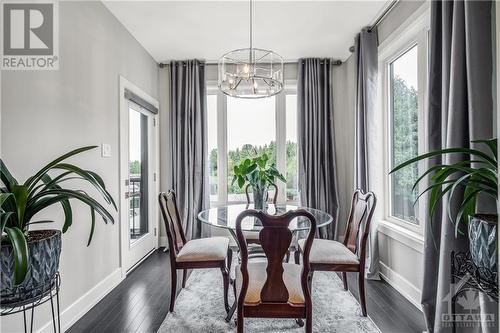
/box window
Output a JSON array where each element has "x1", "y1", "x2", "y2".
[
  {"x1": 207, "y1": 95, "x2": 218, "y2": 202},
  {"x1": 285, "y1": 95, "x2": 299, "y2": 203},
  {"x1": 380, "y1": 18, "x2": 428, "y2": 231},
  {"x1": 207, "y1": 86, "x2": 298, "y2": 206},
  {"x1": 227, "y1": 97, "x2": 276, "y2": 202},
  {"x1": 389, "y1": 46, "x2": 419, "y2": 224}
]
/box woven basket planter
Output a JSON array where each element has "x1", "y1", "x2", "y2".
[{"x1": 1, "y1": 230, "x2": 61, "y2": 306}]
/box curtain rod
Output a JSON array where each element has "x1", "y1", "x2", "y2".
[
  {"x1": 159, "y1": 59, "x2": 342, "y2": 68},
  {"x1": 369, "y1": 0, "x2": 399, "y2": 31},
  {"x1": 348, "y1": 0, "x2": 399, "y2": 53}
]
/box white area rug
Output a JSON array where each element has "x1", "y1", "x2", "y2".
[{"x1": 157, "y1": 265, "x2": 380, "y2": 333}]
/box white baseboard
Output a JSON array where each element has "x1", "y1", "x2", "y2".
[
  {"x1": 379, "y1": 261, "x2": 422, "y2": 311},
  {"x1": 37, "y1": 268, "x2": 124, "y2": 333}
]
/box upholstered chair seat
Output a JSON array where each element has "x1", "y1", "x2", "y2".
[
  {"x1": 243, "y1": 231, "x2": 260, "y2": 241},
  {"x1": 159, "y1": 190, "x2": 231, "y2": 314},
  {"x1": 176, "y1": 237, "x2": 229, "y2": 262},
  {"x1": 298, "y1": 239, "x2": 359, "y2": 265},
  {"x1": 236, "y1": 262, "x2": 305, "y2": 305},
  {"x1": 296, "y1": 189, "x2": 376, "y2": 317}
]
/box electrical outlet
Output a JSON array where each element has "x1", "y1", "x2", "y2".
[{"x1": 101, "y1": 143, "x2": 111, "y2": 157}]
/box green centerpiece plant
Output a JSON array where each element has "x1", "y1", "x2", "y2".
[
  {"x1": 231, "y1": 153, "x2": 286, "y2": 210},
  {"x1": 390, "y1": 138, "x2": 497, "y2": 272},
  {"x1": 0, "y1": 146, "x2": 116, "y2": 303}
]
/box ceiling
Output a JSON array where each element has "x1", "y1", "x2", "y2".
[{"x1": 103, "y1": 1, "x2": 390, "y2": 62}]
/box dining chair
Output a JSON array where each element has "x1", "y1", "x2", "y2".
[
  {"x1": 158, "y1": 190, "x2": 232, "y2": 313},
  {"x1": 243, "y1": 183, "x2": 294, "y2": 262},
  {"x1": 234, "y1": 209, "x2": 317, "y2": 333},
  {"x1": 296, "y1": 189, "x2": 376, "y2": 316},
  {"x1": 243, "y1": 183, "x2": 278, "y2": 246},
  {"x1": 244, "y1": 183, "x2": 278, "y2": 207}
]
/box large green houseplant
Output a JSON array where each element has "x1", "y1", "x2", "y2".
[
  {"x1": 1, "y1": 146, "x2": 116, "y2": 303},
  {"x1": 232, "y1": 153, "x2": 285, "y2": 209},
  {"x1": 390, "y1": 138, "x2": 497, "y2": 271}
]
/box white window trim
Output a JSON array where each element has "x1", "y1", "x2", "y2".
[
  {"x1": 206, "y1": 83, "x2": 298, "y2": 206},
  {"x1": 378, "y1": 7, "x2": 430, "y2": 235}
]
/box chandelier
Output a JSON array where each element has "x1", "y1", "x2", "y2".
[{"x1": 218, "y1": 0, "x2": 284, "y2": 99}]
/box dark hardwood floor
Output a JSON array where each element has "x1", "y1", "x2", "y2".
[{"x1": 68, "y1": 249, "x2": 426, "y2": 333}]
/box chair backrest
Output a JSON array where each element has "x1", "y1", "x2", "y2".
[
  {"x1": 235, "y1": 209, "x2": 316, "y2": 305},
  {"x1": 342, "y1": 189, "x2": 376, "y2": 260},
  {"x1": 158, "y1": 190, "x2": 187, "y2": 256},
  {"x1": 244, "y1": 183, "x2": 278, "y2": 205}
]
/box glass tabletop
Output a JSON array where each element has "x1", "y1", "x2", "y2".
[{"x1": 198, "y1": 204, "x2": 333, "y2": 232}]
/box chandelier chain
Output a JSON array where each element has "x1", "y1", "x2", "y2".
[{"x1": 249, "y1": 0, "x2": 253, "y2": 62}]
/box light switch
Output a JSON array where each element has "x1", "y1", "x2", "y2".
[{"x1": 101, "y1": 143, "x2": 112, "y2": 157}]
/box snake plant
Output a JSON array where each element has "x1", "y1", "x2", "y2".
[
  {"x1": 390, "y1": 138, "x2": 497, "y2": 236},
  {"x1": 0, "y1": 146, "x2": 116, "y2": 285}
]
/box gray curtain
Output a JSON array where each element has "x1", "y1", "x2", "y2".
[
  {"x1": 297, "y1": 58, "x2": 339, "y2": 240},
  {"x1": 421, "y1": 1, "x2": 496, "y2": 332},
  {"x1": 169, "y1": 59, "x2": 209, "y2": 241},
  {"x1": 354, "y1": 28, "x2": 380, "y2": 280}
]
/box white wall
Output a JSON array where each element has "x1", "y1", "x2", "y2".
[
  {"x1": 0, "y1": 2, "x2": 158, "y2": 332},
  {"x1": 158, "y1": 65, "x2": 171, "y2": 245},
  {"x1": 377, "y1": 0, "x2": 426, "y2": 45}
]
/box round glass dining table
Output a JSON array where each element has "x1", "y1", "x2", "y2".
[
  {"x1": 198, "y1": 204, "x2": 333, "y2": 322},
  {"x1": 198, "y1": 204, "x2": 333, "y2": 238}
]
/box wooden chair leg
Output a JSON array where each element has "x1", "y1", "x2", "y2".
[
  {"x1": 169, "y1": 268, "x2": 177, "y2": 312},
  {"x1": 294, "y1": 250, "x2": 300, "y2": 265},
  {"x1": 308, "y1": 271, "x2": 314, "y2": 290},
  {"x1": 182, "y1": 269, "x2": 188, "y2": 288},
  {"x1": 358, "y1": 271, "x2": 367, "y2": 316},
  {"x1": 237, "y1": 309, "x2": 244, "y2": 333},
  {"x1": 342, "y1": 272, "x2": 348, "y2": 291},
  {"x1": 227, "y1": 248, "x2": 233, "y2": 276},
  {"x1": 221, "y1": 267, "x2": 230, "y2": 313},
  {"x1": 306, "y1": 307, "x2": 312, "y2": 333}
]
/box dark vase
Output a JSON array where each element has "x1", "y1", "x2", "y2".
[
  {"x1": 253, "y1": 187, "x2": 268, "y2": 210},
  {"x1": 1, "y1": 230, "x2": 62, "y2": 306},
  {"x1": 468, "y1": 214, "x2": 497, "y2": 273}
]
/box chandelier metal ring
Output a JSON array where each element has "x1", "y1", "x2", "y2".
[{"x1": 217, "y1": 0, "x2": 284, "y2": 99}]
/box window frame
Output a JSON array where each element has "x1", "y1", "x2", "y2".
[
  {"x1": 379, "y1": 11, "x2": 429, "y2": 235},
  {"x1": 206, "y1": 81, "x2": 298, "y2": 207}
]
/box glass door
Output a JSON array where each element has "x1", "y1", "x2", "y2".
[
  {"x1": 128, "y1": 105, "x2": 149, "y2": 242},
  {"x1": 120, "y1": 95, "x2": 158, "y2": 273}
]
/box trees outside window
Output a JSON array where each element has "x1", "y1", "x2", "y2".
[{"x1": 207, "y1": 88, "x2": 298, "y2": 206}]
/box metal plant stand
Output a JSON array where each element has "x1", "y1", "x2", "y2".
[
  {"x1": 450, "y1": 252, "x2": 498, "y2": 332},
  {"x1": 1, "y1": 273, "x2": 61, "y2": 333}
]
